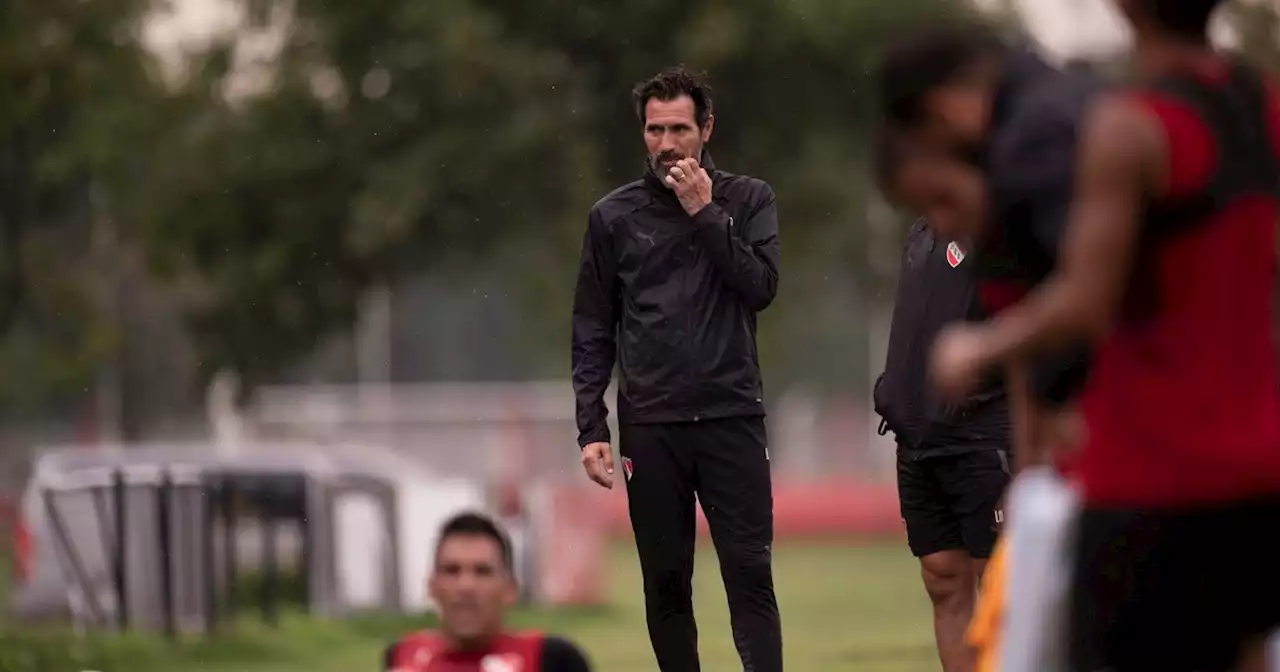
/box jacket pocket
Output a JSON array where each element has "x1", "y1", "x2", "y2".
[{"x1": 873, "y1": 373, "x2": 900, "y2": 431}]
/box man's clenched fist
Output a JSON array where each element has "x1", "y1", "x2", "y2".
[
  {"x1": 931, "y1": 322, "x2": 990, "y2": 402},
  {"x1": 664, "y1": 157, "x2": 713, "y2": 217}
]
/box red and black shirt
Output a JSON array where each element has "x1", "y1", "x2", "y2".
[
  {"x1": 1077, "y1": 59, "x2": 1280, "y2": 507},
  {"x1": 383, "y1": 631, "x2": 591, "y2": 672}
]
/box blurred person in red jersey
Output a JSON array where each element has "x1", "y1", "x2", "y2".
[
  {"x1": 384, "y1": 512, "x2": 591, "y2": 672},
  {"x1": 926, "y1": 1, "x2": 1280, "y2": 669}
]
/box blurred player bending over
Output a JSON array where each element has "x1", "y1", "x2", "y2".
[
  {"x1": 384, "y1": 513, "x2": 592, "y2": 672},
  {"x1": 874, "y1": 131, "x2": 1013, "y2": 672},
  {"x1": 872, "y1": 30, "x2": 1100, "y2": 670},
  {"x1": 874, "y1": 125, "x2": 1083, "y2": 672},
  {"x1": 874, "y1": 22, "x2": 1100, "y2": 472},
  {"x1": 926, "y1": 0, "x2": 1280, "y2": 669}
]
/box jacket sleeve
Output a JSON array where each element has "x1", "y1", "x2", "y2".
[
  {"x1": 691, "y1": 182, "x2": 781, "y2": 311},
  {"x1": 571, "y1": 207, "x2": 619, "y2": 447}
]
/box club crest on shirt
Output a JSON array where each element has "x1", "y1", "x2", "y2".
[
  {"x1": 622, "y1": 456, "x2": 634, "y2": 482},
  {"x1": 481, "y1": 653, "x2": 523, "y2": 672},
  {"x1": 946, "y1": 241, "x2": 966, "y2": 268}
]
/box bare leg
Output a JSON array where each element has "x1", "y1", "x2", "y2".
[{"x1": 921, "y1": 550, "x2": 979, "y2": 672}]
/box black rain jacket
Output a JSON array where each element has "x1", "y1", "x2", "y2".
[
  {"x1": 874, "y1": 219, "x2": 1009, "y2": 458},
  {"x1": 571, "y1": 152, "x2": 780, "y2": 447}
]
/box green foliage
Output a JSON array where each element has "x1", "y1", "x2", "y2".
[
  {"x1": 132, "y1": 0, "x2": 601, "y2": 388},
  {"x1": 134, "y1": 0, "x2": 987, "y2": 390},
  {"x1": 1, "y1": 0, "x2": 1004, "y2": 399},
  {"x1": 0, "y1": 0, "x2": 163, "y2": 403}
]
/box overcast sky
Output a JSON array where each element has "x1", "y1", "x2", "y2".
[
  {"x1": 1015, "y1": 0, "x2": 1132, "y2": 58},
  {"x1": 144, "y1": 0, "x2": 1141, "y2": 64}
]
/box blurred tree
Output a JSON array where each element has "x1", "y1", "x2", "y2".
[
  {"x1": 130, "y1": 0, "x2": 1001, "y2": 394},
  {"x1": 134, "y1": 0, "x2": 599, "y2": 391},
  {"x1": 0, "y1": 0, "x2": 164, "y2": 406},
  {"x1": 480, "y1": 0, "x2": 994, "y2": 388}
]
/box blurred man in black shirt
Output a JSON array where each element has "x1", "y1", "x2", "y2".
[
  {"x1": 874, "y1": 25, "x2": 1099, "y2": 471},
  {"x1": 875, "y1": 131, "x2": 1011, "y2": 672}
]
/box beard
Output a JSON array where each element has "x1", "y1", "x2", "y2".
[{"x1": 649, "y1": 149, "x2": 686, "y2": 173}]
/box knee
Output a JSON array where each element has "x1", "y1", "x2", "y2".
[
  {"x1": 920, "y1": 554, "x2": 974, "y2": 608},
  {"x1": 720, "y1": 542, "x2": 775, "y2": 587},
  {"x1": 644, "y1": 564, "x2": 693, "y2": 605}
]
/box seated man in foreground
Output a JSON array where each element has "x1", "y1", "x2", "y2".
[{"x1": 384, "y1": 512, "x2": 592, "y2": 672}]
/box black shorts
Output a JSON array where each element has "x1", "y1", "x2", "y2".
[
  {"x1": 896, "y1": 447, "x2": 1011, "y2": 559},
  {"x1": 1068, "y1": 496, "x2": 1280, "y2": 672}
]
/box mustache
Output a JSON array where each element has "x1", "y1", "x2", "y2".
[{"x1": 653, "y1": 151, "x2": 685, "y2": 166}]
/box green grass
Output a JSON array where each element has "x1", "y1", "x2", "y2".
[
  {"x1": 222, "y1": 539, "x2": 935, "y2": 672},
  {"x1": 6, "y1": 540, "x2": 939, "y2": 672},
  {"x1": 562, "y1": 539, "x2": 937, "y2": 671}
]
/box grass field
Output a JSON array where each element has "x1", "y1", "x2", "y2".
[{"x1": 185, "y1": 539, "x2": 938, "y2": 672}]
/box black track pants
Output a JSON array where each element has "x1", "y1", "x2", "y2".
[{"x1": 618, "y1": 416, "x2": 782, "y2": 672}]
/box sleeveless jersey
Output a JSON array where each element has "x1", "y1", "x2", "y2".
[{"x1": 1077, "y1": 60, "x2": 1280, "y2": 506}]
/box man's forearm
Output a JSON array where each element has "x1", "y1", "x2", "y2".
[
  {"x1": 978, "y1": 277, "x2": 1103, "y2": 376},
  {"x1": 571, "y1": 206, "x2": 620, "y2": 446},
  {"x1": 691, "y1": 204, "x2": 779, "y2": 311},
  {"x1": 572, "y1": 363, "x2": 613, "y2": 446},
  {"x1": 571, "y1": 325, "x2": 615, "y2": 446},
  {"x1": 575, "y1": 400, "x2": 611, "y2": 446}
]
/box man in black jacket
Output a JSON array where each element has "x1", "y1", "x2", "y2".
[
  {"x1": 571, "y1": 66, "x2": 782, "y2": 672},
  {"x1": 873, "y1": 131, "x2": 1011, "y2": 672}
]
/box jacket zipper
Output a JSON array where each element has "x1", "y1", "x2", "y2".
[
  {"x1": 911, "y1": 235, "x2": 938, "y2": 458},
  {"x1": 686, "y1": 233, "x2": 699, "y2": 422}
]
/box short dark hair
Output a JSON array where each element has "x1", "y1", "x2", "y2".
[
  {"x1": 436, "y1": 512, "x2": 513, "y2": 570},
  {"x1": 1135, "y1": 0, "x2": 1225, "y2": 38},
  {"x1": 876, "y1": 23, "x2": 1007, "y2": 128},
  {"x1": 632, "y1": 66, "x2": 714, "y2": 128}
]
